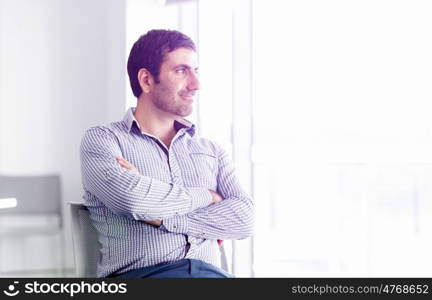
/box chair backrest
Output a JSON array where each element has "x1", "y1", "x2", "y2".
[
  {"x1": 69, "y1": 202, "x2": 100, "y2": 277},
  {"x1": 0, "y1": 175, "x2": 61, "y2": 215},
  {"x1": 219, "y1": 242, "x2": 229, "y2": 272},
  {"x1": 69, "y1": 202, "x2": 229, "y2": 277}
]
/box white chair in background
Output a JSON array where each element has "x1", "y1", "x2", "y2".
[
  {"x1": 0, "y1": 174, "x2": 65, "y2": 276},
  {"x1": 69, "y1": 202, "x2": 229, "y2": 277}
]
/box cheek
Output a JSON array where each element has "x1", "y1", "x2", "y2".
[
  {"x1": 172, "y1": 83, "x2": 185, "y2": 96},
  {"x1": 155, "y1": 77, "x2": 184, "y2": 97},
  {"x1": 163, "y1": 80, "x2": 180, "y2": 93},
  {"x1": 154, "y1": 82, "x2": 173, "y2": 96}
]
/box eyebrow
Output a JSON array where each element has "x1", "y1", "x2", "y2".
[{"x1": 173, "y1": 64, "x2": 199, "y2": 71}]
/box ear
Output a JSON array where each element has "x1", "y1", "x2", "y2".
[{"x1": 137, "y1": 68, "x2": 154, "y2": 94}]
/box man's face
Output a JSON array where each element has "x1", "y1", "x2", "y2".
[{"x1": 150, "y1": 47, "x2": 199, "y2": 118}]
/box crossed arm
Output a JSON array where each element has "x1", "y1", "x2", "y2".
[
  {"x1": 117, "y1": 156, "x2": 223, "y2": 226},
  {"x1": 80, "y1": 127, "x2": 254, "y2": 240}
]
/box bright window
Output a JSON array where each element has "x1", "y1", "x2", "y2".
[{"x1": 252, "y1": 0, "x2": 432, "y2": 276}]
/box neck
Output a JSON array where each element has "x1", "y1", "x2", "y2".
[{"x1": 134, "y1": 98, "x2": 178, "y2": 147}]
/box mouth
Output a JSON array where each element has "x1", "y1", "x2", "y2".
[{"x1": 180, "y1": 94, "x2": 195, "y2": 102}]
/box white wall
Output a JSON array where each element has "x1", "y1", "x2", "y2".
[{"x1": 0, "y1": 0, "x2": 126, "y2": 274}]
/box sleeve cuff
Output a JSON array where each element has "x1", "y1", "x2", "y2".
[
  {"x1": 186, "y1": 187, "x2": 212, "y2": 211},
  {"x1": 162, "y1": 214, "x2": 188, "y2": 234}
]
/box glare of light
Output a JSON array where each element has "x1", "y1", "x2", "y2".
[{"x1": 0, "y1": 197, "x2": 17, "y2": 209}]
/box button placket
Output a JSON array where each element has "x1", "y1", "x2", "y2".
[{"x1": 168, "y1": 147, "x2": 183, "y2": 186}]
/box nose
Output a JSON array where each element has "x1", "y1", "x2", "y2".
[{"x1": 188, "y1": 71, "x2": 200, "y2": 91}]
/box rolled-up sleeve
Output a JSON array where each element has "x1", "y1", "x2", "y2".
[{"x1": 80, "y1": 127, "x2": 212, "y2": 220}]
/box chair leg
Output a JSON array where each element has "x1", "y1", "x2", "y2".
[{"x1": 59, "y1": 231, "x2": 67, "y2": 277}]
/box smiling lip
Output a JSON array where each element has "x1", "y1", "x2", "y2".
[{"x1": 181, "y1": 95, "x2": 195, "y2": 102}]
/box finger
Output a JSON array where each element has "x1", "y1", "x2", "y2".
[
  {"x1": 118, "y1": 159, "x2": 128, "y2": 166},
  {"x1": 117, "y1": 160, "x2": 133, "y2": 170},
  {"x1": 116, "y1": 157, "x2": 139, "y2": 173},
  {"x1": 120, "y1": 163, "x2": 133, "y2": 170},
  {"x1": 117, "y1": 157, "x2": 131, "y2": 167},
  {"x1": 116, "y1": 159, "x2": 128, "y2": 166},
  {"x1": 116, "y1": 157, "x2": 127, "y2": 163}
]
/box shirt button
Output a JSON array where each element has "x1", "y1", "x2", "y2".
[{"x1": 173, "y1": 225, "x2": 177, "y2": 229}]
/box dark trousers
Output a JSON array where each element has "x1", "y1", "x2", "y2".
[{"x1": 112, "y1": 259, "x2": 233, "y2": 278}]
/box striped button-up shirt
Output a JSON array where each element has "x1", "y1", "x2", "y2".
[{"x1": 80, "y1": 108, "x2": 254, "y2": 277}]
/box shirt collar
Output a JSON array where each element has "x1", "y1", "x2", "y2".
[{"x1": 122, "y1": 107, "x2": 196, "y2": 136}]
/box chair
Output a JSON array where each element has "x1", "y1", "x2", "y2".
[
  {"x1": 0, "y1": 174, "x2": 65, "y2": 276},
  {"x1": 69, "y1": 202, "x2": 100, "y2": 277},
  {"x1": 69, "y1": 202, "x2": 229, "y2": 277}
]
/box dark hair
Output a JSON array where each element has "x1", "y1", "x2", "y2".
[{"x1": 127, "y1": 29, "x2": 196, "y2": 98}]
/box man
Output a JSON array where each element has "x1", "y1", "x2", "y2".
[{"x1": 80, "y1": 29, "x2": 254, "y2": 278}]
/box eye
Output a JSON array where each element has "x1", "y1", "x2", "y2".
[{"x1": 175, "y1": 68, "x2": 187, "y2": 74}]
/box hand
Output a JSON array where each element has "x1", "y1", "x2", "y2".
[
  {"x1": 144, "y1": 220, "x2": 162, "y2": 227},
  {"x1": 209, "y1": 190, "x2": 223, "y2": 205},
  {"x1": 117, "y1": 158, "x2": 160, "y2": 227},
  {"x1": 211, "y1": 192, "x2": 224, "y2": 244},
  {"x1": 117, "y1": 157, "x2": 140, "y2": 174}
]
